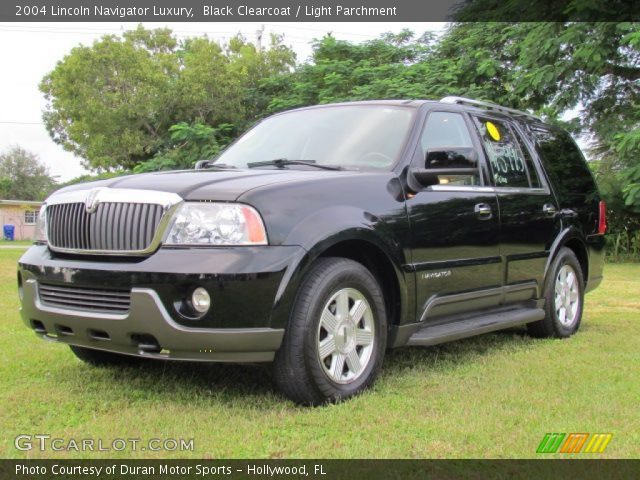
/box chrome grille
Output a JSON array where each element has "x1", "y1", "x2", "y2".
[
  {"x1": 47, "y1": 202, "x2": 165, "y2": 253},
  {"x1": 39, "y1": 283, "x2": 131, "y2": 314}
]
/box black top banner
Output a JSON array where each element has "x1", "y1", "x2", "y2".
[{"x1": 1, "y1": 0, "x2": 638, "y2": 22}]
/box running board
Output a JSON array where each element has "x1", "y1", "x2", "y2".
[{"x1": 406, "y1": 307, "x2": 545, "y2": 347}]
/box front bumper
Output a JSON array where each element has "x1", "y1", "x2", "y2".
[{"x1": 18, "y1": 245, "x2": 306, "y2": 362}]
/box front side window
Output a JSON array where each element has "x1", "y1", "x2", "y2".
[
  {"x1": 214, "y1": 105, "x2": 416, "y2": 170},
  {"x1": 24, "y1": 210, "x2": 38, "y2": 225},
  {"x1": 420, "y1": 112, "x2": 474, "y2": 151},
  {"x1": 419, "y1": 112, "x2": 478, "y2": 186},
  {"x1": 473, "y1": 117, "x2": 530, "y2": 188}
]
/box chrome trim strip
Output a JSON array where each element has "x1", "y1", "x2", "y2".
[
  {"x1": 429, "y1": 185, "x2": 550, "y2": 195},
  {"x1": 492, "y1": 187, "x2": 552, "y2": 195},
  {"x1": 46, "y1": 188, "x2": 183, "y2": 208},
  {"x1": 429, "y1": 185, "x2": 495, "y2": 193},
  {"x1": 45, "y1": 188, "x2": 183, "y2": 256}
]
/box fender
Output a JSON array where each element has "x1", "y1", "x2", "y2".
[
  {"x1": 268, "y1": 206, "x2": 412, "y2": 329},
  {"x1": 543, "y1": 226, "x2": 587, "y2": 282}
]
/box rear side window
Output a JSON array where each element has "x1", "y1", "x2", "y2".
[
  {"x1": 529, "y1": 124, "x2": 597, "y2": 204},
  {"x1": 513, "y1": 129, "x2": 542, "y2": 188},
  {"x1": 472, "y1": 117, "x2": 530, "y2": 188}
]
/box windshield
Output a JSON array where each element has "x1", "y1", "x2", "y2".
[{"x1": 213, "y1": 105, "x2": 416, "y2": 170}]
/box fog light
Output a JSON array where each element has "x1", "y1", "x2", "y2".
[{"x1": 191, "y1": 287, "x2": 211, "y2": 314}]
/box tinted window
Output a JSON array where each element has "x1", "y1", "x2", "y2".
[
  {"x1": 420, "y1": 112, "x2": 478, "y2": 186},
  {"x1": 473, "y1": 117, "x2": 530, "y2": 188},
  {"x1": 529, "y1": 124, "x2": 597, "y2": 205},
  {"x1": 421, "y1": 112, "x2": 473, "y2": 151},
  {"x1": 513, "y1": 128, "x2": 542, "y2": 188}
]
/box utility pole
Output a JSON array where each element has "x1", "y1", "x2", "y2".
[{"x1": 256, "y1": 24, "x2": 265, "y2": 50}]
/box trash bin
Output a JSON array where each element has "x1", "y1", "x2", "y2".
[{"x1": 3, "y1": 224, "x2": 15, "y2": 241}]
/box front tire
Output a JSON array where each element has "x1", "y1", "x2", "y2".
[
  {"x1": 273, "y1": 257, "x2": 387, "y2": 405},
  {"x1": 528, "y1": 247, "x2": 585, "y2": 338}
]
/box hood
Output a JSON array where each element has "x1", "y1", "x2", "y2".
[{"x1": 50, "y1": 168, "x2": 357, "y2": 202}]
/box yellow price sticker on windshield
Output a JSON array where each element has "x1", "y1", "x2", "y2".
[{"x1": 486, "y1": 121, "x2": 501, "y2": 141}]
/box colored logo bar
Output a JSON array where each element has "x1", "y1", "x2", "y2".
[{"x1": 537, "y1": 433, "x2": 612, "y2": 454}]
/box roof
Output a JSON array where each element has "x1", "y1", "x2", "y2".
[
  {"x1": 277, "y1": 99, "x2": 429, "y2": 115},
  {"x1": 273, "y1": 98, "x2": 544, "y2": 125},
  {"x1": 0, "y1": 199, "x2": 43, "y2": 207}
]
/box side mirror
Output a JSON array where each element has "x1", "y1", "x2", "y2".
[
  {"x1": 409, "y1": 147, "x2": 478, "y2": 187},
  {"x1": 194, "y1": 160, "x2": 210, "y2": 170}
]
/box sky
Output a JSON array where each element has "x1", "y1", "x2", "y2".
[{"x1": 0, "y1": 21, "x2": 444, "y2": 182}]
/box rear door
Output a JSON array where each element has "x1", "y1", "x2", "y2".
[
  {"x1": 469, "y1": 115, "x2": 559, "y2": 300},
  {"x1": 406, "y1": 109, "x2": 502, "y2": 322}
]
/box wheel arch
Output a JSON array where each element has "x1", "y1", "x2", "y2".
[
  {"x1": 269, "y1": 229, "x2": 412, "y2": 331},
  {"x1": 544, "y1": 228, "x2": 589, "y2": 284},
  {"x1": 317, "y1": 238, "x2": 404, "y2": 329}
]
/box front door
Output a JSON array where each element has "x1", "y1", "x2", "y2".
[{"x1": 407, "y1": 110, "x2": 502, "y2": 322}]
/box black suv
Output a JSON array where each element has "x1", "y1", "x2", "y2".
[{"x1": 18, "y1": 97, "x2": 606, "y2": 405}]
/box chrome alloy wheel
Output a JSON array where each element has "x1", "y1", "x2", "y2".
[
  {"x1": 316, "y1": 288, "x2": 375, "y2": 384},
  {"x1": 555, "y1": 264, "x2": 580, "y2": 327}
]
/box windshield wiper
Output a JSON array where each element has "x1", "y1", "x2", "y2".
[{"x1": 246, "y1": 158, "x2": 344, "y2": 171}]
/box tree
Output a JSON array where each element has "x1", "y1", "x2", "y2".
[
  {"x1": 263, "y1": 30, "x2": 438, "y2": 111},
  {"x1": 0, "y1": 147, "x2": 56, "y2": 201},
  {"x1": 40, "y1": 27, "x2": 179, "y2": 171},
  {"x1": 133, "y1": 122, "x2": 234, "y2": 173},
  {"x1": 40, "y1": 26, "x2": 295, "y2": 171}
]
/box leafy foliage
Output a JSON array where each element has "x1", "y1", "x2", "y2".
[
  {"x1": 134, "y1": 122, "x2": 234, "y2": 173},
  {"x1": 263, "y1": 31, "x2": 439, "y2": 111},
  {"x1": 40, "y1": 26, "x2": 295, "y2": 171},
  {"x1": 0, "y1": 147, "x2": 56, "y2": 201},
  {"x1": 605, "y1": 231, "x2": 640, "y2": 262}
]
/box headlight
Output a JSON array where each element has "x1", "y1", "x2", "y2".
[
  {"x1": 34, "y1": 204, "x2": 47, "y2": 243},
  {"x1": 164, "y1": 203, "x2": 268, "y2": 246}
]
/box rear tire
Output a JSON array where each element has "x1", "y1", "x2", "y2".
[
  {"x1": 69, "y1": 345, "x2": 141, "y2": 366},
  {"x1": 273, "y1": 257, "x2": 387, "y2": 405},
  {"x1": 527, "y1": 247, "x2": 584, "y2": 338}
]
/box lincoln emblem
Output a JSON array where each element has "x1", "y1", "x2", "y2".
[{"x1": 84, "y1": 188, "x2": 104, "y2": 214}]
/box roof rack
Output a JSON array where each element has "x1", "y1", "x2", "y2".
[{"x1": 440, "y1": 96, "x2": 541, "y2": 121}]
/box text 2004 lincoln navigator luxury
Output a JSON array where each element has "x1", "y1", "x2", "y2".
[{"x1": 18, "y1": 97, "x2": 606, "y2": 405}]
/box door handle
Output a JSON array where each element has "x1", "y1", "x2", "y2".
[
  {"x1": 474, "y1": 203, "x2": 493, "y2": 220},
  {"x1": 559, "y1": 208, "x2": 578, "y2": 219},
  {"x1": 542, "y1": 203, "x2": 557, "y2": 216}
]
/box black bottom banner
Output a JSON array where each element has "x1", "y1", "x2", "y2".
[{"x1": 1, "y1": 459, "x2": 639, "y2": 480}]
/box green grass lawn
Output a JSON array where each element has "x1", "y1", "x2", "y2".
[
  {"x1": 1, "y1": 249, "x2": 638, "y2": 459},
  {"x1": 0, "y1": 239, "x2": 32, "y2": 246}
]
